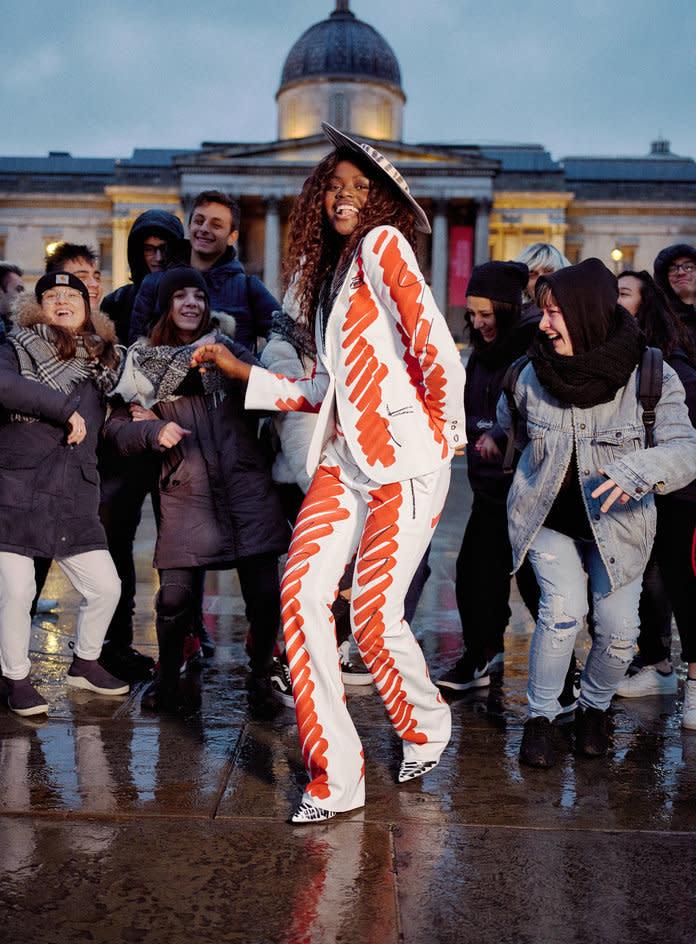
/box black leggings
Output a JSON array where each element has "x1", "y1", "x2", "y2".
[{"x1": 157, "y1": 553, "x2": 281, "y2": 681}]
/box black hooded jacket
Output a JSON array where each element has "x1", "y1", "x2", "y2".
[
  {"x1": 654, "y1": 243, "x2": 696, "y2": 352},
  {"x1": 101, "y1": 210, "x2": 184, "y2": 344}
]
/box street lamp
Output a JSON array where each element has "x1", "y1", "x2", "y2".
[{"x1": 610, "y1": 246, "x2": 623, "y2": 273}]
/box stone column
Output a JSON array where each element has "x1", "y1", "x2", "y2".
[
  {"x1": 111, "y1": 216, "x2": 130, "y2": 288},
  {"x1": 263, "y1": 197, "x2": 281, "y2": 300},
  {"x1": 430, "y1": 199, "x2": 449, "y2": 311},
  {"x1": 474, "y1": 198, "x2": 492, "y2": 265}
]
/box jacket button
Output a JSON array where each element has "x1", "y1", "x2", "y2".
[
  {"x1": 594, "y1": 514, "x2": 600, "y2": 520},
  {"x1": 635, "y1": 487, "x2": 643, "y2": 494},
  {"x1": 579, "y1": 423, "x2": 586, "y2": 430},
  {"x1": 609, "y1": 557, "x2": 615, "y2": 563},
  {"x1": 583, "y1": 469, "x2": 590, "y2": 475},
  {"x1": 616, "y1": 432, "x2": 622, "y2": 438}
]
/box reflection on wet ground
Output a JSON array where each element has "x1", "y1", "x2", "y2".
[{"x1": 1, "y1": 457, "x2": 695, "y2": 943}]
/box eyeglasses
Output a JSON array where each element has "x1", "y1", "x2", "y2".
[
  {"x1": 42, "y1": 289, "x2": 83, "y2": 302},
  {"x1": 668, "y1": 262, "x2": 696, "y2": 275},
  {"x1": 143, "y1": 244, "x2": 167, "y2": 257}
]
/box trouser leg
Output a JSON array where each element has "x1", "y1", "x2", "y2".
[
  {"x1": 351, "y1": 469, "x2": 452, "y2": 766},
  {"x1": 580, "y1": 543, "x2": 641, "y2": 711},
  {"x1": 236, "y1": 552, "x2": 281, "y2": 675},
  {"x1": 56, "y1": 551, "x2": 121, "y2": 661},
  {"x1": 526, "y1": 527, "x2": 589, "y2": 720},
  {"x1": 282, "y1": 464, "x2": 365, "y2": 811},
  {"x1": 654, "y1": 499, "x2": 696, "y2": 665},
  {"x1": 456, "y1": 498, "x2": 513, "y2": 662},
  {"x1": 155, "y1": 568, "x2": 199, "y2": 685},
  {"x1": 0, "y1": 552, "x2": 36, "y2": 679}
]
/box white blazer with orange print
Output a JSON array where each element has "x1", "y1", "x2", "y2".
[{"x1": 245, "y1": 225, "x2": 467, "y2": 485}]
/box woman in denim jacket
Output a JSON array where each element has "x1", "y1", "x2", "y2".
[{"x1": 497, "y1": 258, "x2": 696, "y2": 767}]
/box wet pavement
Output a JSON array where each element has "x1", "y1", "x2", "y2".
[{"x1": 2, "y1": 455, "x2": 696, "y2": 944}]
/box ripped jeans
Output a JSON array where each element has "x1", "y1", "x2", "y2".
[{"x1": 526, "y1": 526, "x2": 642, "y2": 719}]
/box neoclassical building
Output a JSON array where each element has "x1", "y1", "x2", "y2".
[{"x1": 2, "y1": 0, "x2": 695, "y2": 340}]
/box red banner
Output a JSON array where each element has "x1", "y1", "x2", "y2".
[{"x1": 448, "y1": 225, "x2": 474, "y2": 306}]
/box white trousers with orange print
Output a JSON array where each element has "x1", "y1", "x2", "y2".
[{"x1": 282, "y1": 438, "x2": 452, "y2": 813}]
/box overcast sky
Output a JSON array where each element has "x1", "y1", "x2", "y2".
[{"x1": 2, "y1": 0, "x2": 695, "y2": 162}]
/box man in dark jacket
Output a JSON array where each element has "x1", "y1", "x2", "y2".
[
  {"x1": 654, "y1": 243, "x2": 696, "y2": 350},
  {"x1": 101, "y1": 210, "x2": 184, "y2": 344},
  {"x1": 0, "y1": 262, "x2": 24, "y2": 342},
  {"x1": 128, "y1": 190, "x2": 280, "y2": 348}
]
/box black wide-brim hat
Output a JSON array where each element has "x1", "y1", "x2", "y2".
[{"x1": 321, "y1": 122, "x2": 431, "y2": 234}]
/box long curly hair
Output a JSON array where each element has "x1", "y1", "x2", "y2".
[
  {"x1": 283, "y1": 147, "x2": 418, "y2": 333},
  {"x1": 620, "y1": 269, "x2": 695, "y2": 361}
]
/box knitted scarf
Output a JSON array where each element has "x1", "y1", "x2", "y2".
[
  {"x1": 529, "y1": 307, "x2": 645, "y2": 407},
  {"x1": 111, "y1": 332, "x2": 230, "y2": 408},
  {"x1": 270, "y1": 309, "x2": 316, "y2": 361},
  {"x1": 8, "y1": 324, "x2": 119, "y2": 424}
]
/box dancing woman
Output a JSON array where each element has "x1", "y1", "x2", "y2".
[{"x1": 191, "y1": 123, "x2": 466, "y2": 822}]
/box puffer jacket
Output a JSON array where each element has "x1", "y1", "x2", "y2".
[
  {"x1": 104, "y1": 334, "x2": 290, "y2": 569},
  {"x1": 0, "y1": 296, "x2": 118, "y2": 558},
  {"x1": 497, "y1": 358, "x2": 696, "y2": 591},
  {"x1": 128, "y1": 242, "x2": 279, "y2": 349},
  {"x1": 101, "y1": 209, "x2": 184, "y2": 344}
]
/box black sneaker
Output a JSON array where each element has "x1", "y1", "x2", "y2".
[
  {"x1": 520, "y1": 716, "x2": 556, "y2": 768},
  {"x1": 338, "y1": 640, "x2": 372, "y2": 686},
  {"x1": 436, "y1": 652, "x2": 490, "y2": 692},
  {"x1": 99, "y1": 644, "x2": 155, "y2": 683},
  {"x1": 196, "y1": 624, "x2": 216, "y2": 658},
  {"x1": 574, "y1": 706, "x2": 609, "y2": 757},
  {"x1": 269, "y1": 655, "x2": 294, "y2": 707}
]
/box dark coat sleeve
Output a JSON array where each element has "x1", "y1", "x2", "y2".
[
  {"x1": 104, "y1": 402, "x2": 168, "y2": 457},
  {"x1": 247, "y1": 276, "x2": 280, "y2": 340},
  {"x1": 0, "y1": 344, "x2": 79, "y2": 424},
  {"x1": 128, "y1": 273, "x2": 162, "y2": 345}
]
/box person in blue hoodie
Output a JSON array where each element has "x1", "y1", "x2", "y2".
[{"x1": 128, "y1": 191, "x2": 280, "y2": 348}]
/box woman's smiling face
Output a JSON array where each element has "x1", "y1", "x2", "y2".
[{"x1": 323, "y1": 160, "x2": 371, "y2": 237}]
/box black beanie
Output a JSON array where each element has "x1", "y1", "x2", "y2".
[
  {"x1": 35, "y1": 271, "x2": 90, "y2": 309},
  {"x1": 466, "y1": 261, "x2": 528, "y2": 306},
  {"x1": 157, "y1": 266, "x2": 208, "y2": 313}
]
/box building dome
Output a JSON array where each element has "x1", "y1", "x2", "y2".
[
  {"x1": 276, "y1": 2, "x2": 405, "y2": 142},
  {"x1": 279, "y1": 1, "x2": 402, "y2": 93}
]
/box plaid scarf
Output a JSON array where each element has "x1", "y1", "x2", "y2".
[
  {"x1": 111, "y1": 334, "x2": 229, "y2": 408},
  {"x1": 8, "y1": 324, "x2": 118, "y2": 422}
]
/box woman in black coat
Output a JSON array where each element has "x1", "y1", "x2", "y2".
[
  {"x1": 0, "y1": 272, "x2": 127, "y2": 717},
  {"x1": 106, "y1": 267, "x2": 289, "y2": 711}
]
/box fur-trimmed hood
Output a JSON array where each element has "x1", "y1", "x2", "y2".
[{"x1": 210, "y1": 310, "x2": 236, "y2": 339}]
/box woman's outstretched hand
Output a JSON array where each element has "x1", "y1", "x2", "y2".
[{"x1": 190, "y1": 343, "x2": 251, "y2": 381}]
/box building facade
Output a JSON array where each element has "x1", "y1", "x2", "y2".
[{"x1": 1, "y1": 2, "x2": 695, "y2": 340}]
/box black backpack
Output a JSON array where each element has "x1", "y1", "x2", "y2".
[{"x1": 501, "y1": 346, "x2": 664, "y2": 474}]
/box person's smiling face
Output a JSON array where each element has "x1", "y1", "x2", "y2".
[
  {"x1": 467, "y1": 296, "x2": 498, "y2": 344},
  {"x1": 539, "y1": 300, "x2": 574, "y2": 356},
  {"x1": 323, "y1": 160, "x2": 371, "y2": 237},
  {"x1": 40, "y1": 286, "x2": 87, "y2": 332}
]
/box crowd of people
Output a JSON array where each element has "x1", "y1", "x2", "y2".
[{"x1": 1, "y1": 123, "x2": 696, "y2": 821}]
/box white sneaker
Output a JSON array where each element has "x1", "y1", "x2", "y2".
[
  {"x1": 683, "y1": 679, "x2": 696, "y2": 730},
  {"x1": 615, "y1": 664, "x2": 677, "y2": 698}
]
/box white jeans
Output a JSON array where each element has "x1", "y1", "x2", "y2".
[{"x1": 0, "y1": 550, "x2": 120, "y2": 680}]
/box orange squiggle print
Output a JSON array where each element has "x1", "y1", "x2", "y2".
[
  {"x1": 351, "y1": 483, "x2": 427, "y2": 746},
  {"x1": 281, "y1": 467, "x2": 351, "y2": 800},
  {"x1": 374, "y1": 233, "x2": 449, "y2": 457},
  {"x1": 341, "y1": 263, "x2": 395, "y2": 469},
  {"x1": 274, "y1": 396, "x2": 321, "y2": 413}
]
